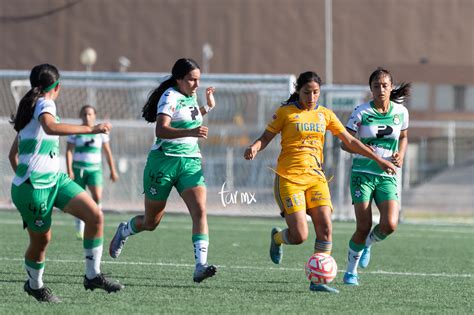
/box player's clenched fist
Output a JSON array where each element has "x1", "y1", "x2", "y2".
[
  {"x1": 93, "y1": 122, "x2": 112, "y2": 134},
  {"x1": 244, "y1": 145, "x2": 258, "y2": 160},
  {"x1": 192, "y1": 126, "x2": 208, "y2": 138}
]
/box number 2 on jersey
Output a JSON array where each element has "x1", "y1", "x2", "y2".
[{"x1": 189, "y1": 107, "x2": 199, "y2": 120}]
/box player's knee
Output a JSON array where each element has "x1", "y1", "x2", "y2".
[
  {"x1": 85, "y1": 208, "x2": 103, "y2": 227},
  {"x1": 191, "y1": 207, "x2": 207, "y2": 223},
  {"x1": 30, "y1": 232, "x2": 50, "y2": 249},
  {"x1": 38, "y1": 234, "x2": 51, "y2": 248},
  {"x1": 317, "y1": 222, "x2": 332, "y2": 240}
]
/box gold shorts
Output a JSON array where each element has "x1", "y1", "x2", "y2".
[{"x1": 273, "y1": 174, "x2": 333, "y2": 215}]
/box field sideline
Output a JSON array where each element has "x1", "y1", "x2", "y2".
[{"x1": 0, "y1": 210, "x2": 472, "y2": 314}]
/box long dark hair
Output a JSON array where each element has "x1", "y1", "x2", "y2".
[
  {"x1": 12, "y1": 64, "x2": 60, "y2": 132},
  {"x1": 369, "y1": 68, "x2": 411, "y2": 104},
  {"x1": 142, "y1": 58, "x2": 200, "y2": 122},
  {"x1": 284, "y1": 71, "x2": 322, "y2": 103}
]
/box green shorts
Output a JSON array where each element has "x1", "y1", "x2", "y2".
[
  {"x1": 11, "y1": 173, "x2": 84, "y2": 232},
  {"x1": 143, "y1": 149, "x2": 206, "y2": 201},
  {"x1": 350, "y1": 172, "x2": 399, "y2": 204},
  {"x1": 73, "y1": 167, "x2": 103, "y2": 188}
]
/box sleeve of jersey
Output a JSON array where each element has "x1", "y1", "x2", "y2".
[
  {"x1": 327, "y1": 110, "x2": 346, "y2": 136},
  {"x1": 157, "y1": 90, "x2": 176, "y2": 117},
  {"x1": 345, "y1": 106, "x2": 362, "y2": 133},
  {"x1": 66, "y1": 135, "x2": 75, "y2": 143},
  {"x1": 101, "y1": 133, "x2": 110, "y2": 143},
  {"x1": 265, "y1": 107, "x2": 285, "y2": 134},
  {"x1": 402, "y1": 106, "x2": 409, "y2": 130},
  {"x1": 34, "y1": 99, "x2": 56, "y2": 120}
]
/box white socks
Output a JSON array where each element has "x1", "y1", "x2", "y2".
[
  {"x1": 193, "y1": 240, "x2": 209, "y2": 265},
  {"x1": 25, "y1": 263, "x2": 44, "y2": 289},
  {"x1": 346, "y1": 247, "x2": 363, "y2": 274},
  {"x1": 85, "y1": 245, "x2": 103, "y2": 279}
]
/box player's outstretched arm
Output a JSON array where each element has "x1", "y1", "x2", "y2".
[
  {"x1": 40, "y1": 113, "x2": 112, "y2": 136},
  {"x1": 244, "y1": 130, "x2": 276, "y2": 160},
  {"x1": 340, "y1": 128, "x2": 374, "y2": 154},
  {"x1": 338, "y1": 130, "x2": 397, "y2": 174}
]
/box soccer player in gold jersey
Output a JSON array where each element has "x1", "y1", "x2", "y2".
[{"x1": 244, "y1": 71, "x2": 397, "y2": 293}]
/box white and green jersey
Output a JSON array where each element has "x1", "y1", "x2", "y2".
[
  {"x1": 13, "y1": 98, "x2": 60, "y2": 189},
  {"x1": 67, "y1": 133, "x2": 109, "y2": 170},
  {"x1": 346, "y1": 101, "x2": 409, "y2": 176},
  {"x1": 150, "y1": 87, "x2": 203, "y2": 158}
]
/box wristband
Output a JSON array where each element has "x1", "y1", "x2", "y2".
[{"x1": 203, "y1": 104, "x2": 214, "y2": 113}]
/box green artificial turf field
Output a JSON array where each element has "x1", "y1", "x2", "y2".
[{"x1": 0, "y1": 210, "x2": 472, "y2": 314}]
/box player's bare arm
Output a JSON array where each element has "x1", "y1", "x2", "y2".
[
  {"x1": 244, "y1": 130, "x2": 276, "y2": 160},
  {"x1": 338, "y1": 130, "x2": 397, "y2": 174},
  {"x1": 8, "y1": 135, "x2": 19, "y2": 172}
]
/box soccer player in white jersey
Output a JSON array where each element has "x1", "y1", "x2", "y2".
[
  {"x1": 66, "y1": 105, "x2": 119, "y2": 240},
  {"x1": 109, "y1": 58, "x2": 218, "y2": 283},
  {"x1": 341, "y1": 68, "x2": 411, "y2": 286},
  {"x1": 8, "y1": 64, "x2": 123, "y2": 303}
]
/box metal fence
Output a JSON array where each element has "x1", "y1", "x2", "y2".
[{"x1": 1, "y1": 71, "x2": 473, "y2": 219}]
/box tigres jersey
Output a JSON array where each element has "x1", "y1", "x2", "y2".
[{"x1": 266, "y1": 102, "x2": 345, "y2": 184}]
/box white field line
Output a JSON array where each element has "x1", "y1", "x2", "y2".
[
  {"x1": 0, "y1": 218, "x2": 473, "y2": 235},
  {"x1": 0, "y1": 257, "x2": 472, "y2": 278}
]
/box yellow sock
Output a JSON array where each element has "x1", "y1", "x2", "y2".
[{"x1": 274, "y1": 231, "x2": 284, "y2": 245}]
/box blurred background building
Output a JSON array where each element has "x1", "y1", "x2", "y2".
[
  {"x1": 1, "y1": 0, "x2": 473, "y2": 119},
  {"x1": 0, "y1": 0, "x2": 473, "y2": 220}
]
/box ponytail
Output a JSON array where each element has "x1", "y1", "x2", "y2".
[
  {"x1": 12, "y1": 87, "x2": 43, "y2": 132},
  {"x1": 141, "y1": 77, "x2": 177, "y2": 122},
  {"x1": 285, "y1": 92, "x2": 299, "y2": 103},
  {"x1": 390, "y1": 82, "x2": 411, "y2": 104},
  {"x1": 10, "y1": 63, "x2": 60, "y2": 132},
  {"x1": 369, "y1": 67, "x2": 411, "y2": 104}
]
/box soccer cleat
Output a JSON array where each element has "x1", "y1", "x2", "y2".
[
  {"x1": 359, "y1": 246, "x2": 371, "y2": 269},
  {"x1": 309, "y1": 282, "x2": 340, "y2": 293},
  {"x1": 193, "y1": 263, "x2": 217, "y2": 283},
  {"x1": 269, "y1": 227, "x2": 283, "y2": 264},
  {"x1": 343, "y1": 272, "x2": 359, "y2": 286},
  {"x1": 24, "y1": 281, "x2": 61, "y2": 303},
  {"x1": 84, "y1": 273, "x2": 124, "y2": 293},
  {"x1": 109, "y1": 222, "x2": 128, "y2": 258}
]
